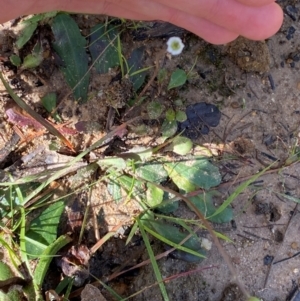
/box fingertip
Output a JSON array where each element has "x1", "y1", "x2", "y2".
[
  {"x1": 235, "y1": 0, "x2": 277, "y2": 7},
  {"x1": 195, "y1": 30, "x2": 239, "y2": 45},
  {"x1": 242, "y1": 3, "x2": 283, "y2": 40},
  {"x1": 173, "y1": 14, "x2": 240, "y2": 44}
]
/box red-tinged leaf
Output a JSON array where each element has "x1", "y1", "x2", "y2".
[
  {"x1": 0, "y1": 70, "x2": 75, "y2": 151},
  {"x1": 6, "y1": 108, "x2": 43, "y2": 130}
]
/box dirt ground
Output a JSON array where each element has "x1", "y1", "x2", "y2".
[{"x1": 1, "y1": 0, "x2": 300, "y2": 300}]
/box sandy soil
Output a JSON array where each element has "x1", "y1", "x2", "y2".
[{"x1": 1, "y1": 1, "x2": 300, "y2": 300}]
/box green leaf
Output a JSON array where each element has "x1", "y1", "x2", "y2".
[
  {"x1": 174, "y1": 99, "x2": 183, "y2": 106},
  {"x1": 135, "y1": 162, "x2": 168, "y2": 183},
  {"x1": 147, "y1": 101, "x2": 164, "y2": 119},
  {"x1": 15, "y1": 12, "x2": 57, "y2": 49},
  {"x1": 127, "y1": 47, "x2": 146, "y2": 91},
  {"x1": 126, "y1": 146, "x2": 153, "y2": 162},
  {"x1": 0, "y1": 262, "x2": 14, "y2": 280},
  {"x1": 107, "y1": 179, "x2": 123, "y2": 203},
  {"x1": 0, "y1": 263, "x2": 29, "y2": 301},
  {"x1": 141, "y1": 215, "x2": 206, "y2": 262},
  {"x1": 1, "y1": 288, "x2": 23, "y2": 301},
  {"x1": 209, "y1": 163, "x2": 274, "y2": 219},
  {"x1": 34, "y1": 235, "x2": 72, "y2": 288},
  {"x1": 164, "y1": 157, "x2": 221, "y2": 192},
  {"x1": 107, "y1": 174, "x2": 145, "y2": 203},
  {"x1": 16, "y1": 22, "x2": 38, "y2": 50},
  {"x1": 165, "y1": 108, "x2": 176, "y2": 121},
  {"x1": 137, "y1": 218, "x2": 169, "y2": 300},
  {"x1": 97, "y1": 157, "x2": 126, "y2": 170},
  {"x1": 52, "y1": 13, "x2": 90, "y2": 102},
  {"x1": 41, "y1": 92, "x2": 61, "y2": 122},
  {"x1": 25, "y1": 200, "x2": 65, "y2": 258},
  {"x1": 21, "y1": 41, "x2": 44, "y2": 70},
  {"x1": 167, "y1": 68, "x2": 187, "y2": 90},
  {"x1": 0, "y1": 183, "x2": 38, "y2": 219},
  {"x1": 170, "y1": 136, "x2": 192, "y2": 155},
  {"x1": 161, "y1": 119, "x2": 178, "y2": 139},
  {"x1": 175, "y1": 110, "x2": 187, "y2": 122},
  {"x1": 89, "y1": 24, "x2": 119, "y2": 74},
  {"x1": 22, "y1": 11, "x2": 57, "y2": 25},
  {"x1": 10, "y1": 55, "x2": 21, "y2": 67},
  {"x1": 157, "y1": 192, "x2": 179, "y2": 213},
  {"x1": 146, "y1": 183, "x2": 164, "y2": 207},
  {"x1": 189, "y1": 191, "x2": 233, "y2": 223},
  {"x1": 21, "y1": 53, "x2": 43, "y2": 69}
]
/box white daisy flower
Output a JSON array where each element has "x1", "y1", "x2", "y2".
[{"x1": 166, "y1": 37, "x2": 185, "y2": 56}]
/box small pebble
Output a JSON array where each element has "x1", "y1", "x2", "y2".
[
  {"x1": 291, "y1": 242, "x2": 298, "y2": 250},
  {"x1": 230, "y1": 101, "x2": 241, "y2": 109},
  {"x1": 292, "y1": 53, "x2": 300, "y2": 62},
  {"x1": 286, "y1": 26, "x2": 296, "y2": 40},
  {"x1": 285, "y1": 5, "x2": 299, "y2": 21},
  {"x1": 263, "y1": 255, "x2": 274, "y2": 266}
]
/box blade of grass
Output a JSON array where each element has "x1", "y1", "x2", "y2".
[
  {"x1": 117, "y1": 34, "x2": 125, "y2": 77},
  {"x1": 0, "y1": 236, "x2": 22, "y2": 271},
  {"x1": 154, "y1": 214, "x2": 233, "y2": 242},
  {"x1": 272, "y1": 191, "x2": 300, "y2": 203},
  {"x1": 64, "y1": 277, "x2": 74, "y2": 301},
  {"x1": 125, "y1": 220, "x2": 139, "y2": 245},
  {"x1": 208, "y1": 163, "x2": 275, "y2": 219},
  {"x1": 55, "y1": 276, "x2": 73, "y2": 295},
  {"x1": 90, "y1": 277, "x2": 123, "y2": 301},
  {"x1": 14, "y1": 185, "x2": 30, "y2": 270},
  {"x1": 14, "y1": 182, "x2": 40, "y2": 300},
  {"x1": 137, "y1": 218, "x2": 169, "y2": 301}
]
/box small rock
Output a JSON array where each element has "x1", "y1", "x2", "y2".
[
  {"x1": 263, "y1": 254, "x2": 274, "y2": 266},
  {"x1": 291, "y1": 242, "x2": 298, "y2": 250},
  {"x1": 286, "y1": 26, "x2": 296, "y2": 41},
  {"x1": 285, "y1": 5, "x2": 299, "y2": 21},
  {"x1": 81, "y1": 284, "x2": 107, "y2": 301}
]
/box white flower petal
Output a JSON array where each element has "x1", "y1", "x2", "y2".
[{"x1": 166, "y1": 37, "x2": 185, "y2": 56}]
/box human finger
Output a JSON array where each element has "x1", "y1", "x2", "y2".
[
  {"x1": 57, "y1": 0, "x2": 240, "y2": 44},
  {"x1": 235, "y1": 0, "x2": 277, "y2": 7},
  {"x1": 152, "y1": 0, "x2": 283, "y2": 40},
  {"x1": 103, "y1": 1, "x2": 239, "y2": 44}
]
